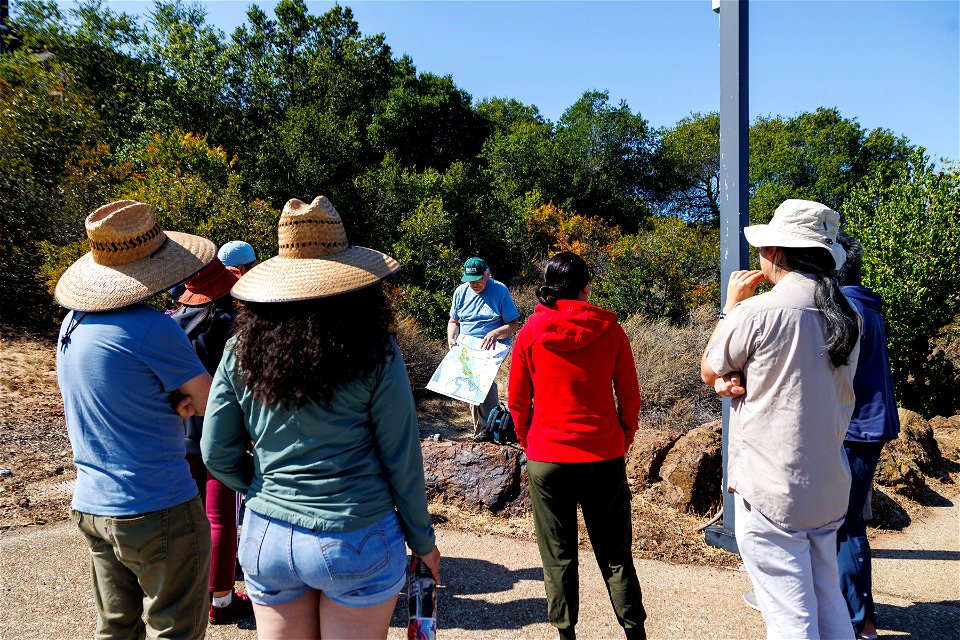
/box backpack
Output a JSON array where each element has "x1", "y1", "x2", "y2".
[{"x1": 487, "y1": 404, "x2": 517, "y2": 445}]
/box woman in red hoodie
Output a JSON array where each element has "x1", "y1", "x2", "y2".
[{"x1": 508, "y1": 252, "x2": 646, "y2": 640}]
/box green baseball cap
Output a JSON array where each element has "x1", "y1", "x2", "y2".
[{"x1": 461, "y1": 257, "x2": 488, "y2": 282}]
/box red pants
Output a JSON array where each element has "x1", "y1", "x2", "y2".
[{"x1": 186, "y1": 454, "x2": 239, "y2": 593}]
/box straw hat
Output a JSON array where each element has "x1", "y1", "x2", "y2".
[
  {"x1": 55, "y1": 200, "x2": 216, "y2": 312},
  {"x1": 231, "y1": 196, "x2": 400, "y2": 303},
  {"x1": 178, "y1": 258, "x2": 239, "y2": 306},
  {"x1": 743, "y1": 199, "x2": 846, "y2": 269}
]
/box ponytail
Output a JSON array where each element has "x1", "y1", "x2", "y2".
[
  {"x1": 536, "y1": 252, "x2": 591, "y2": 306},
  {"x1": 779, "y1": 247, "x2": 859, "y2": 367}
]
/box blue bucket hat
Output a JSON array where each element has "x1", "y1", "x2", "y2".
[{"x1": 217, "y1": 240, "x2": 257, "y2": 267}]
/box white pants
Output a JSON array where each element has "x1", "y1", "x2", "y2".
[{"x1": 735, "y1": 493, "x2": 854, "y2": 640}]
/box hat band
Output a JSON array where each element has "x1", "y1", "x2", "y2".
[
  {"x1": 769, "y1": 223, "x2": 836, "y2": 246},
  {"x1": 279, "y1": 239, "x2": 350, "y2": 258},
  {"x1": 89, "y1": 223, "x2": 166, "y2": 266}
]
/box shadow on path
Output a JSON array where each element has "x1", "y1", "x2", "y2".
[
  {"x1": 874, "y1": 599, "x2": 960, "y2": 638},
  {"x1": 390, "y1": 556, "x2": 547, "y2": 631},
  {"x1": 872, "y1": 548, "x2": 960, "y2": 561}
]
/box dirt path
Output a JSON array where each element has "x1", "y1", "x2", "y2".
[{"x1": 0, "y1": 492, "x2": 956, "y2": 639}]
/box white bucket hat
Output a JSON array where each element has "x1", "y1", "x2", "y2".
[{"x1": 743, "y1": 199, "x2": 846, "y2": 269}]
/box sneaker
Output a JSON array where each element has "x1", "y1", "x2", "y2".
[
  {"x1": 209, "y1": 591, "x2": 254, "y2": 625},
  {"x1": 473, "y1": 428, "x2": 492, "y2": 442},
  {"x1": 742, "y1": 591, "x2": 761, "y2": 612}
]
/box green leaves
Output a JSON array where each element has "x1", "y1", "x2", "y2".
[{"x1": 845, "y1": 150, "x2": 960, "y2": 417}]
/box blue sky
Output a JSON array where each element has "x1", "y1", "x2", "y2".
[{"x1": 59, "y1": 1, "x2": 960, "y2": 162}]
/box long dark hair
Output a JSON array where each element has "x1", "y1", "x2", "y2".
[
  {"x1": 536, "y1": 251, "x2": 591, "y2": 306},
  {"x1": 779, "y1": 246, "x2": 859, "y2": 367},
  {"x1": 232, "y1": 284, "x2": 395, "y2": 409}
]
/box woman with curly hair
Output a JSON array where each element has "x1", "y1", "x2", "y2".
[
  {"x1": 701, "y1": 199, "x2": 860, "y2": 640},
  {"x1": 202, "y1": 196, "x2": 439, "y2": 640}
]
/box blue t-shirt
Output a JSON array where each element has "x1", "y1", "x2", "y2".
[
  {"x1": 449, "y1": 278, "x2": 520, "y2": 343},
  {"x1": 56, "y1": 304, "x2": 206, "y2": 515}
]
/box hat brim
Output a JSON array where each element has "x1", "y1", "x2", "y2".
[
  {"x1": 230, "y1": 246, "x2": 400, "y2": 303},
  {"x1": 461, "y1": 274, "x2": 484, "y2": 283},
  {"x1": 55, "y1": 231, "x2": 216, "y2": 312},
  {"x1": 743, "y1": 224, "x2": 846, "y2": 270}
]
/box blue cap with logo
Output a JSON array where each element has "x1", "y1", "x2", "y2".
[
  {"x1": 461, "y1": 257, "x2": 489, "y2": 283},
  {"x1": 217, "y1": 240, "x2": 257, "y2": 268}
]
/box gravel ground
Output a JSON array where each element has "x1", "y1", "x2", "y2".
[{"x1": 0, "y1": 492, "x2": 957, "y2": 640}]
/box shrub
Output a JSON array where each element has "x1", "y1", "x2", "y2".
[
  {"x1": 844, "y1": 150, "x2": 960, "y2": 417},
  {"x1": 592, "y1": 217, "x2": 719, "y2": 323}
]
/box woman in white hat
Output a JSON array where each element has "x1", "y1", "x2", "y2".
[
  {"x1": 201, "y1": 196, "x2": 440, "y2": 639},
  {"x1": 700, "y1": 199, "x2": 860, "y2": 640}
]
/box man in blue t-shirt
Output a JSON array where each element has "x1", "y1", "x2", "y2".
[
  {"x1": 835, "y1": 232, "x2": 901, "y2": 640},
  {"x1": 448, "y1": 257, "x2": 520, "y2": 439},
  {"x1": 54, "y1": 200, "x2": 217, "y2": 639}
]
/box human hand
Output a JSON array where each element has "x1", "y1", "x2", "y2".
[
  {"x1": 714, "y1": 372, "x2": 746, "y2": 397},
  {"x1": 481, "y1": 331, "x2": 499, "y2": 350},
  {"x1": 447, "y1": 337, "x2": 458, "y2": 350},
  {"x1": 173, "y1": 394, "x2": 198, "y2": 419},
  {"x1": 724, "y1": 270, "x2": 765, "y2": 313},
  {"x1": 410, "y1": 545, "x2": 441, "y2": 584}
]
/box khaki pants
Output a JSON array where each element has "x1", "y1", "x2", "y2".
[
  {"x1": 470, "y1": 381, "x2": 499, "y2": 437},
  {"x1": 72, "y1": 496, "x2": 212, "y2": 640}
]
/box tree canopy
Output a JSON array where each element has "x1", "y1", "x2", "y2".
[{"x1": 2, "y1": 0, "x2": 957, "y2": 416}]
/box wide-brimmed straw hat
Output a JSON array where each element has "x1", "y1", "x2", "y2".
[
  {"x1": 178, "y1": 258, "x2": 239, "y2": 306},
  {"x1": 55, "y1": 200, "x2": 215, "y2": 312},
  {"x1": 743, "y1": 199, "x2": 846, "y2": 269},
  {"x1": 230, "y1": 196, "x2": 400, "y2": 303}
]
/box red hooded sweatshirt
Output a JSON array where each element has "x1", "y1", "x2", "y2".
[{"x1": 508, "y1": 299, "x2": 641, "y2": 463}]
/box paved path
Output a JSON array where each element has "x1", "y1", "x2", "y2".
[{"x1": 0, "y1": 494, "x2": 956, "y2": 639}]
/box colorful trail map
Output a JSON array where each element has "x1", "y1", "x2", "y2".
[{"x1": 426, "y1": 334, "x2": 510, "y2": 404}]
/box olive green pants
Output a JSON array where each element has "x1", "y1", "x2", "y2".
[
  {"x1": 72, "y1": 496, "x2": 211, "y2": 640},
  {"x1": 527, "y1": 457, "x2": 646, "y2": 640}
]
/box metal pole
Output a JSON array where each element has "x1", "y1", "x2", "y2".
[{"x1": 704, "y1": 0, "x2": 750, "y2": 555}]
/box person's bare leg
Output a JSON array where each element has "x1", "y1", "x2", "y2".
[
  {"x1": 318, "y1": 593, "x2": 398, "y2": 640},
  {"x1": 253, "y1": 590, "x2": 320, "y2": 640}
]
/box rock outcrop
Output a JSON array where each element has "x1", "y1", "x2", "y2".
[
  {"x1": 930, "y1": 414, "x2": 960, "y2": 462},
  {"x1": 627, "y1": 430, "x2": 682, "y2": 488},
  {"x1": 893, "y1": 409, "x2": 941, "y2": 472},
  {"x1": 421, "y1": 440, "x2": 529, "y2": 516},
  {"x1": 655, "y1": 423, "x2": 722, "y2": 515},
  {"x1": 874, "y1": 445, "x2": 926, "y2": 499}
]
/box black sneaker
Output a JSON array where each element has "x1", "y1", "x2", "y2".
[{"x1": 209, "y1": 591, "x2": 254, "y2": 625}]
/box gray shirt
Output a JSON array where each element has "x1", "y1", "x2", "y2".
[{"x1": 706, "y1": 272, "x2": 859, "y2": 530}]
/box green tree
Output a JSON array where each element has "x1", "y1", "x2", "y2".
[
  {"x1": 0, "y1": 51, "x2": 100, "y2": 322},
  {"x1": 750, "y1": 107, "x2": 912, "y2": 222},
  {"x1": 12, "y1": 0, "x2": 166, "y2": 150},
  {"x1": 369, "y1": 71, "x2": 487, "y2": 170},
  {"x1": 551, "y1": 91, "x2": 656, "y2": 231},
  {"x1": 654, "y1": 112, "x2": 720, "y2": 225},
  {"x1": 844, "y1": 150, "x2": 960, "y2": 417},
  {"x1": 477, "y1": 98, "x2": 554, "y2": 202}
]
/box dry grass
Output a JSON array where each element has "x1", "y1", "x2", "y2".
[
  {"x1": 622, "y1": 306, "x2": 721, "y2": 433},
  {"x1": 0, "y1": 331, "x2": 62, "y2": 420},
  {"x1": 394, "y1": 313, "x2": 447, "y2": 399}
]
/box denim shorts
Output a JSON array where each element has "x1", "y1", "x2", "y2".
[{"x1": 238, "y1": 509, "x2": 408, "y2": 607}]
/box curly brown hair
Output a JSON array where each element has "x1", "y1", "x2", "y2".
[{"x1": 232, "y1": 284, "x2": 395, "y2": 409}]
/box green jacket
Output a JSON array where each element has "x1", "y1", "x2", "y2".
[{"x1": 201, "y1": 336, "x2": 435, "y2": 555}]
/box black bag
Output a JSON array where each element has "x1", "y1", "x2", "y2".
[{"x1": 487, "y1": 404, "x2": 517, "y2": 445}]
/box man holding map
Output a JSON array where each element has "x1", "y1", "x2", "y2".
[{"x1": 447, "y1": 257, "x2": 520, "y2": 440}]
